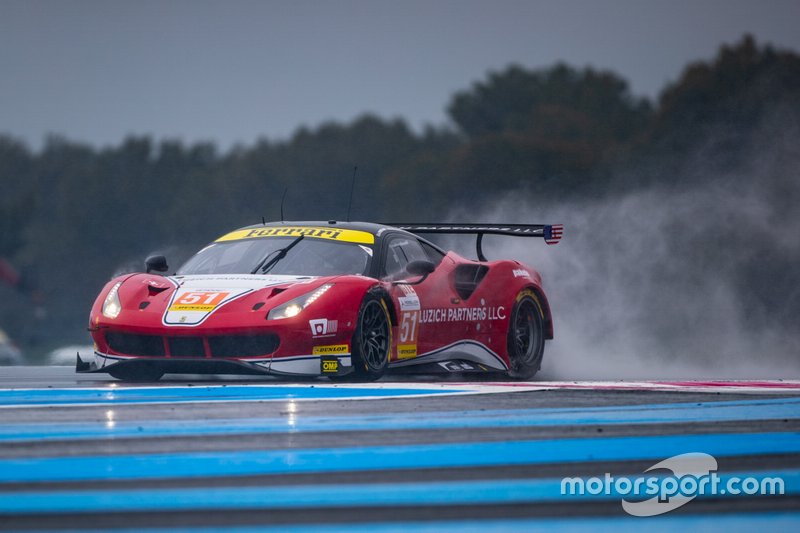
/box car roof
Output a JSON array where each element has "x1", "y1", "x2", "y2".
[{"x1": 221, "y1": 221, "x2": 446, "y2": 257}]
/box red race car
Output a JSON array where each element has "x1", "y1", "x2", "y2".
[{"x1": 78, "y1": 221, "x2": 562, "y2": 381}]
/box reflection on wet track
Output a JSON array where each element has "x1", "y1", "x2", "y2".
[{"x1": 0, "y1": 367, "x2": 799, "y2": 531}]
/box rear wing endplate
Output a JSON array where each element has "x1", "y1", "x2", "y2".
[{"x1": 385, "y1": 223, "x2": 563, "y2": 261}]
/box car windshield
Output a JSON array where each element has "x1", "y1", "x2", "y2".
[{"x1": 177, "y1": 237, "x2": 373, "y2": 277}]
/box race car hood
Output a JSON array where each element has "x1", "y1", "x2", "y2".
[{"x1": 158, "y1": 274, "x2": 321, "y2": 326}]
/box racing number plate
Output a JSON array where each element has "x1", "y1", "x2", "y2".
[{"x1": 397, "y1": 285, "x2": 420, "y2": 359}]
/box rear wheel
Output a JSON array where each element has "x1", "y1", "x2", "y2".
[
  {"x1": 107, "y1": 362, "x2": 164, "y2": 382},
  {"x1": 506, "y1": 290, "x2": 545, "y2": 380},
  {"x1": 336, "y1": 293, "x2": 391, "y2": 381}
]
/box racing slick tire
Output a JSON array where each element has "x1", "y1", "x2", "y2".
[
  {"x1": 506, "y1": 289, "x2": 545, "y2": 380},
  {"x1": 334, "y1": 292, "x2": 392, "y2": 382},
  {"x1": 107, "y1": 362, "x2": 165, "y2": 383}
]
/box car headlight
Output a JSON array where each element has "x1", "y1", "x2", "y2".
[
  {"x1": 267, "y1": 283, "x2": 333, "y2": 320},
  {"x1": 102, "y1": 281, "x2": 123, "y2": 319}
]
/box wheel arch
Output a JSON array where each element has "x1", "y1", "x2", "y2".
[
  {"x1": 522, "y1": 284, "x2": 554, "y2": 340},
  {"x1": 367, "y1": 284, "x2": 399, "y2": 327}
]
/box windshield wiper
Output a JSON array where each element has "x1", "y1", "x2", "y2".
[{"x1": 251, "y1": 235, "x2": 305, "y2": 274}]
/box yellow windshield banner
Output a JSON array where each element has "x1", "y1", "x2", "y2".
[{"x1": 216, "y1": 226, "x2": 375, "y2": 244}]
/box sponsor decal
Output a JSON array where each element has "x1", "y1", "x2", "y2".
[
  {"x1": 399, "y1": 295, "x2": 420, "y2": 311},
  {"x1": 312, "y1": 344, "x2": 349, "y2": 356},
  {"x1": 399, "y1": 311, "x2": 419, "y2": 343},
  {"x1": 163, "y1": 288, "x2": 252, "y2": 326},
  {"x1": 438, "y1": 361, "x2": 477, "y2": 372},
  {"x1": 420, "y1": 306, "x2": 506, "y2": 324},
  {"x1": 397, "y1": 285, "x2": 421, "y2": 360},
  {"x1": 321, "y1": 357, "x2": 339, "y2": 373},
  {"x1": 216, "y1": 226, "x2": 375, "y2": 244},
  {"x1": 169, "y1": 291, "x2": 230, "y2": 312},
  {"x1": 512, "y1": 268, "x2": 530, "y2": 278},
  {"x1": 397, "y1": 344, "x2": 417, "y2": 359},
  {"x1": 309, "y1": 318, "x2": 338, "y2": 337}
]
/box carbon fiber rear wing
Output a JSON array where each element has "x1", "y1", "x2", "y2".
[{"x1": 385, "y1": 223, "x2": 563, "y2": 261}]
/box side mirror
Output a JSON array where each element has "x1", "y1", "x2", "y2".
[
  {"x1": 394, "y1": 260, "x2": 436, "y2": 286},
  {"x1": 145, "y1": 255, "x2": 169, "y2": 274}
]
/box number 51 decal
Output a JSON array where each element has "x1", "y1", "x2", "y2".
[
  {"x1": 400, "y1": 311, "x2": 418, "y2": 343},
  {"x1": 397, "y1": 286, "x2": 420, "y2": 359},
  {"x1": 170, "y1": 291, "x2": 230, "y2": 311}
]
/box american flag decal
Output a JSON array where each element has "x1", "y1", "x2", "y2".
[{"x1": 544, "y1": 224, "x2": 563, "y2": 245}]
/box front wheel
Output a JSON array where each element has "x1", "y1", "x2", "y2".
[
  {"x1": 336, "y1": 293, "x2": 392, "y2": 381},
  {"x1": 506, "y1": 290, "x2": 545, "y2": 380}
]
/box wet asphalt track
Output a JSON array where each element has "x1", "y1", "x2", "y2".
[{"x1": 1, "y1": 367, "x2": 799, "y2": 532}]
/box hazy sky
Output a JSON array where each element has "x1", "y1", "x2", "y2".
[{"x1": 1, "y1": 0, "x2": 798, "y2": 151}]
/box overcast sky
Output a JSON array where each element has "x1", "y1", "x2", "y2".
[{"x1": 1, "y1": 0, "x2": 798, "y2": 151}]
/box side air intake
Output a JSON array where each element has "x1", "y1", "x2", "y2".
[{"x1": 453, "y1": 264, "x2": 489, "y2": 300}]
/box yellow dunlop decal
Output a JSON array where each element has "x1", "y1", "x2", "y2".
[
  {"x1": 397, "y1": 344, "x2": 417, "y2": 359},
  {"x1": 312, "y1": 344, "x2": 349, "y2": 356},
  {"x1": 169, "y1": 304, "x2": 215, "y2": 312},
  {"x1": 216, "y1": 226, "x2": 375, "y2": 244}
]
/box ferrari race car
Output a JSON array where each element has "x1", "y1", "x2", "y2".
[{"x1": 78, "y1": 221, "x2": 562, "y2": 381}]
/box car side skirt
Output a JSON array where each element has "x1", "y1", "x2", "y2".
[{"x1": 389, "y1": 340, "x2": 508, "y2": 371}]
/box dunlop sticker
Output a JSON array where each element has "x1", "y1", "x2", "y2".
[
  {"x1": 312, "y1": 344, "x2": 349, "y2": 356},
  {"x1": 398, "y1": 344, "x2": 417, "y2": 359}
]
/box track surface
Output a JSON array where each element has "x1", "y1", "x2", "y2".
[{"x1": 1, "y1": 367, "x2": 799, "y2": 531}]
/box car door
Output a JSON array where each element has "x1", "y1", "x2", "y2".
[{"x1": 382, "y1": 234, "x2": 454, "y2": 362}]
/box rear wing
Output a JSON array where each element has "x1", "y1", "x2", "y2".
[{"x1": 385, "y1": 223, "x2": 563, "y2": 261}]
